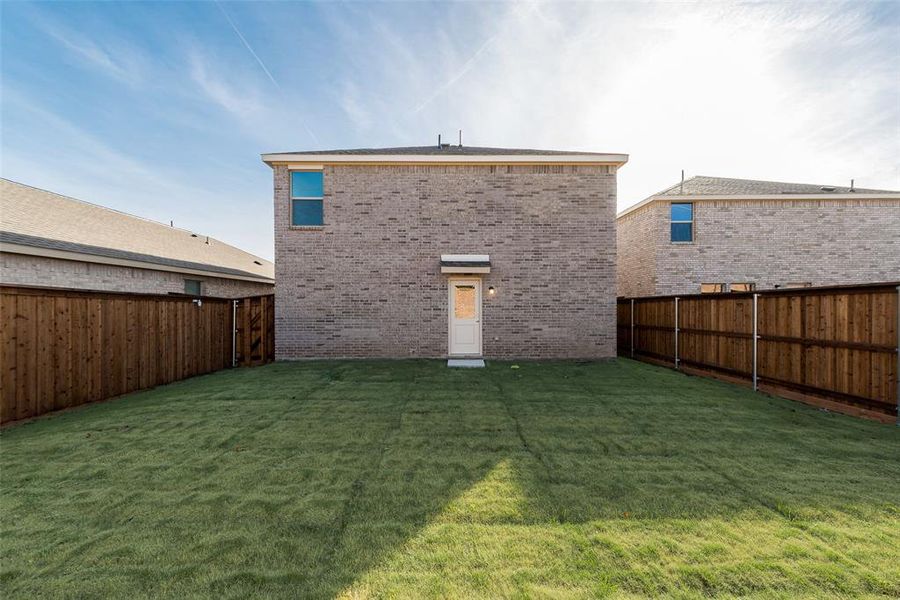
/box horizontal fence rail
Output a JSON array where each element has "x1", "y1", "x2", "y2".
[
  {"x1": 618, "y1": 283, "x2": 899, "y2": 423},
  {"x1": 1, "y1": 286, "x2": 274, "y2": 424}
]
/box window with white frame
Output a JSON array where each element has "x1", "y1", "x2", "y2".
[
  {"x1": 670, "y1": 202, "x2": 693, "y2": 242},
  {"x1": 290, "y1": 171, "x2": 324, "y2": 226}
]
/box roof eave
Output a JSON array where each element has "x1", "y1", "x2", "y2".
[
  {"x1": 1, "y1": 242, "x2": 275, "y2": 284},
  {"x1": 261, "y1": 153, "x2": 629, "y2": 167},
  {"x1": 617, "y1": 192, "x2": 900, "y2": 219}
]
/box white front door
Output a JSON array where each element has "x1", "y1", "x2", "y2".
[{"x1": 448, "y1": 279, "x2": 482, "y2": 356}]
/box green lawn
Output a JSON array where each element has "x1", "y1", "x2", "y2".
[{"x1": 1, "y1": 359, "x2": 898, "y2": 599}]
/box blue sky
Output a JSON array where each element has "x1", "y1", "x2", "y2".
[{"x1": 2, "y1": 1, "x2": 898, "y2": 260}]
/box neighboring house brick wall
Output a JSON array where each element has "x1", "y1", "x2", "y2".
[
  {"x1": 616, "y1": 204, "x2": 659, "y2": 297},
  {"x1": 617, "y1": 198, "x2": 900, "y2": 296},
  {"x1": 1, "y1": 253, "x2": 273, "y2": 298},
  {"x1": 274, "y1": 164, "x2": 618, "y2": 359}
]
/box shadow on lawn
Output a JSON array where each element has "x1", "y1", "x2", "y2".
[{"x1": 2, "y1": 359, "x2": 898, "y2": 598}]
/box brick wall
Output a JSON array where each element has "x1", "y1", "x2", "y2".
[
  {"x1": 274, "y1": 164, "x2": 618, "y2": 359},
  {"x1": 1, "y1": 253, "x2": 273, "y2": 298},
  {"x1": 616, "y1": 204, "x2": 659, "y2": 297},
  {"x1": 618, "y1": 198, "x2": 900, "y2": 296}
]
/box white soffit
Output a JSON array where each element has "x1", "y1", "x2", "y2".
[{"x1": 264, "y1": 154, "x2": 629, "y2": 166}]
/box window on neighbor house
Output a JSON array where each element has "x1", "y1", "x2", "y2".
[
  {"x1": 184, "y1": 279, "x2": 202, "y2": 296},
  {"x1": 700, "y1": 283, "x2": 725, "y2": 294},
  {"x1": 730, "y1": 283, "x2": 755, "y2": 292},
  {"x1": 670, "y1": 202, "x2": 693, "y2": 242},
  {"x1": 784, "y1": 282, "x2": 813, "y2": 289},
  {"x1": 291, "y1": 171, "x2": 324, "y2": 226}
]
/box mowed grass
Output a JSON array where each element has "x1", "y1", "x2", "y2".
[{"x1": 1, "y1": 359, "x2": 898, "y2": 599}]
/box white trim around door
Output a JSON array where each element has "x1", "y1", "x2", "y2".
[{"x1": 448, "y1": 278, "x2": 482, "y2": 357}]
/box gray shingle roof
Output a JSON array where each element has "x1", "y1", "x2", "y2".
[
  {"x1": 265, "y1": 145, "x2": 616, "y2": 156},
  {"x1": 656, "y1": 175, "x2": 897, "y2": 196},
  {"x1": 0, "y1": 179, "x2": 274, "y2": 281}
]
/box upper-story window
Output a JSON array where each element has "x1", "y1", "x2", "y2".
[
  {"x1": 291, "y1": 171, "x2": 324, "y2": 226},
  {"x1": 670, "y1": 202, "x2": 693, "y2": 242}
]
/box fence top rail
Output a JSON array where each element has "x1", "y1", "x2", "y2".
[
  {"x1": 618, "y1": 281, "x2": 900, "y2": 302},
  {"x1": 0, "y1": 284, "x2": 274, "y2": 304}
]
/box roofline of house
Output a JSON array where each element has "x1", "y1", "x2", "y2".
[
  {"x1": 261, "y1": 153, "x2": 629, "y2": 167},
  {"x1": 0, "y1": 243, "x2": 275, "y2": 285},
  {"x1": 617, "y1": 192, "x2": 900, "y2": 219}
]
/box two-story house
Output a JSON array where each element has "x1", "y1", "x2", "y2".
[
  {"x1": 617, "y1": 176, "x2": 900, "y2": 297},
  {"x1": 263, "y1": 144, "x2": 628, "y2": 360}
]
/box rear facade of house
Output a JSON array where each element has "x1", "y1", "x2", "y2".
[
  {"x1": 264, "y1": 145, "x2": 627, "y2": 360},
  {"x1": 617, "y1": 176, "x2": 900, "y2": 297},
  {"x1": 0, "y1": 179, "x2": 274, "y2": 297}
]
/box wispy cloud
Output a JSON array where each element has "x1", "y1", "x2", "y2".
[
  {"x1": 189, "y1": 51, "x2": 262, "y2": 118},
  {"x1": 339, "y1": 81, "x2": 373, "y2": 131},
  {"x1": 35, "y1": 19, "x2": 142, "y2": 85}
]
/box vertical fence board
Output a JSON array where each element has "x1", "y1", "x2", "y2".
[{"x1": 1, "y1": 293, "x2": 17, "y2": 422}]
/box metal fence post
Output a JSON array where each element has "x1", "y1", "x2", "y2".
[
  {"x1": 674, "y1": 296, "x2": 680, "y2": 369},
  {"x1": 630, "y1": 298, "x2": 635, "y2": 358},
  {"x1": 752, "y1": 293, "x2": 759, "y2": 391},
  {"x1": 232, "y1": 299, "x2": 238, "y2": 368}
]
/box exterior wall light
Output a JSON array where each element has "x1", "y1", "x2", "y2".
[{"x1": 488, "y1": 286, "x2": 496, "y2": 296}]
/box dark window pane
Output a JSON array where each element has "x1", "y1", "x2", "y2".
[
  {"x1": 291, "y1": 171, "x2": 323, "y2": 198},
  {"x1": 670, "y1": 202, "x2": 693, "y2": 221},
  {"x1": 292, "y1": 199, "x2": 323, "y2": 226},
  {"x1": 184, "y1": 279, "x2": 202, "y2": 295},
  {"x1": 671, "y1": 222, "x2": 693, "y2": 242}
]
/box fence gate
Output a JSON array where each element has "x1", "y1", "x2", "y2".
[{"x1": 233, "y1": 295, "x2": 275, "y2": 367}]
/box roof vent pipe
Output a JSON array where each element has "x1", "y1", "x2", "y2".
[
  {"x1": 437, "y1": 134, "x2": 441, "y2": 148},
  {"x1": 680, "y1": 169, "x2": 684, "y2": 194},
  {"x1": 459, "y1": 130, "x2": 463, "y2": 147},
  {"x1": 850, "y1": 179, "x2": 855, "y2": 192}
]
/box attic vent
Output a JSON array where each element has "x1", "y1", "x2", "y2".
[
  {"x1": 191, "y1": 233, "x2": 198, "y2": 237},
  {"x1": 820, "y1": 186, "x2": 836, "y2": 192},
  {"x1": 253, "y1": 260, "x2": 262, "y2": 265}
]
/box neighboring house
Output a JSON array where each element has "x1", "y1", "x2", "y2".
[
  {"x1": 263, "y1": 144, "x2": 628, "y2": 360},
  {"x1": 0, "y1": 179, "x2": 274, "y2": 297},
  {"x1": 617, "y1": 176, "x2": 900, "y2": 297}
]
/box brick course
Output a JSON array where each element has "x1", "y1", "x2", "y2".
[
  {"x1": 617, "y1": 198, "x2": 900, "y2": 296},
  {"x1": 274, "y1": 164, "x2": 618, "y2": 359}
]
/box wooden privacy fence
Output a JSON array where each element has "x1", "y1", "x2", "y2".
[
  {"x1": 1, "y1": 286, "x2": 274, "y2": 424},
  {"x1": 618, "y1": 283, "x2": 900, "y2": 423}
]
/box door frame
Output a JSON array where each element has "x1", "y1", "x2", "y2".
[{"x1": 447, "y1": 277, "x2": 483, "y2": 357}]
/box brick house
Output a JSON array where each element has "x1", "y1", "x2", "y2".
[
  {"x1": 263, "y1": 145, "x2": 628, "y2": 360},
  {"x1": 617, "y1": 176, "x2": 900, "y2": 297},
  {"x1": 0, "y1": 179, "x2": 274, "y2": 297}
]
